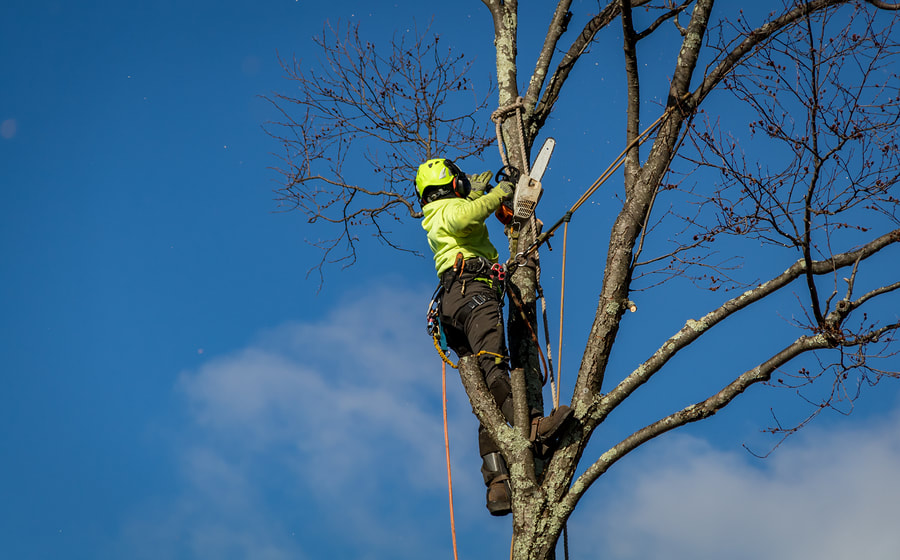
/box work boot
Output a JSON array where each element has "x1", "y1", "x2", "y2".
[
  {"x1": 530, "y1": 405, "x2": 573, "y2": 451},
  {"x1": 481, "y1": 452, "x2": 512, "y2": 516}
]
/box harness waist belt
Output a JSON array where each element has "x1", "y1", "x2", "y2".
[{"x1": 441, "y1": 256, "x2": 495, "y2": 281}]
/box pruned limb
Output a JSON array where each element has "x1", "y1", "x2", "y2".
[{"x1": 457, "y1": 356, "x2": 536, "y2": 481}]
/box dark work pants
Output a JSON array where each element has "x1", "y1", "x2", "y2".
[{"x1": 440, "y1": 268, "x2": 514, "y2": 457}]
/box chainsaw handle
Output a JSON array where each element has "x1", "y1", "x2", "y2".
[{"x1": 494, "y1": 165, "x2": 520, "y2": 186}]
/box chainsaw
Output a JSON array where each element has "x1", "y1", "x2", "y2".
[{"x1": 494, "y1": 137, "x2": 556, "y2": 224}]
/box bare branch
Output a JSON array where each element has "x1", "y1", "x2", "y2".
[
  {"x1": 866, "y1": 0, "x2": 900, "y2": 9},
  {"x1": 597, "y1": 228, "x2": 900, "y2": 418},
  {"x1": 263, "y1": 21, "x2": 494, "y2": 280},
  {"x1": 635, "y1": 0, "x2": 693, "y2": 41},
  {"x1": 524, "y1": 1, "x2": 574, "y2": 110},
  {"x1": 851, "y1": 280, "x2": 900, "y2": 308},
  {"x1": 533, "y1": 0, "x2": 654, "y2": 130},
  {"x1": 694, "y1": 0, "x2": 853, "y2": 106},
  {"x1": 801, "y1": 11, "x2": 827, "y2": 325},
  {"x1": 669, "y1": 0, "x2": 715, "y2": 103},
  {"x1": 621, "y1": 0, "x2": 642, "y2": 192},
  {"x1": 567, "y1": 332, "x2": 833, "y2": 515}
]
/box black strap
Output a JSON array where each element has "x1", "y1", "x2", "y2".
[{"x1": 453, "y1": 293, "x2": 488, "y2": 327}]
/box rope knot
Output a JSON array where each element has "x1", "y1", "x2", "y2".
[{"x1": 492, "y1": 97, "x2": 529, "y2": 173}]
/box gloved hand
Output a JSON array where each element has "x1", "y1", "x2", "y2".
[
  {"x1": 495, "y1": 180, "x2": 515, "y2": 200},
  {"x1": 467, "y1": 171, "x2": 494, "y2": 199}
]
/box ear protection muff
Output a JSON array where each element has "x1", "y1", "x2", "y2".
[
  {"x1": 445, "y1": 160, "x2": 471, "y2": 198},
  {"x1": 452, "y1": 174, "x2": 471, "y2": 198}
]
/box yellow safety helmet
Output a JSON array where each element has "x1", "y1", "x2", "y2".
[{"x1": 415, "y1": 158, "x2": 470, "y2": 203}]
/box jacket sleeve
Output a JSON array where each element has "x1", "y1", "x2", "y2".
[{"x1": 443, "y1": 189, "x2": 506, "y2": 235}]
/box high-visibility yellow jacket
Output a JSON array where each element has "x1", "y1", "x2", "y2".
[{"x1": 420, "y1": 189, "x2": 507, "y2": 276}]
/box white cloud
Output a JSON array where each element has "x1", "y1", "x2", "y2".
[
  {"x1": 118, "y1": 282, "x2": 900, "y2": 560},
  {"x1": 176, "y1": 287, "x2": 473, "y2": 493},
  {"x1": 574, "y1": 410, "x2": 900, "y2": 560},
  {"x1": 1, "y1": 118, "x2": 16, "y2": 139},
  {"x1": 120, "y1": 282, "x2": 900, "y2": 560},
  {"x1": 120, "y1": 286, "x2": 491, "y2": 559},
  {"x1": 115, "y1": 444, "x2": 303, "y2": 560}
]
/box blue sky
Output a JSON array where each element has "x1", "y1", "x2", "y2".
[{"x1": 2, "y1": 1, "x2": 899, "y2": 559}]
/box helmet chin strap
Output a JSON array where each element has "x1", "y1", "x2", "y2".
[{"x1": 422, "y1": 185, "x2": 454, "y2": 205}]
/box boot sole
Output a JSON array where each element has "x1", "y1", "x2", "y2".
[{"x1": 488, "y1": 501, "x2": 512, "y2": 516}]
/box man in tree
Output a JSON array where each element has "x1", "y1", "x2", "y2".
[{"x1": 416, "y1": 158, "x2": 572, "y2": 516}]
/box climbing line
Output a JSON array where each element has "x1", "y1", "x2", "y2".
[
  {"x1": 535, "y1": 257, "x2": 558, "y2": 410},
  {"x1": 554, "y1": 219, "x2": 570, "y2": 412},
  {"x1": 492, "y1": 96, "x2": 537, "y2": 259},
  {"x1": 441, "y1": 359, "x2": 460, "y2": 560},
  {"x1": 570, "y1": 109, "x2": 671, "y2": 214},
  {"x1": 491, "y1": 96, "x2": 530, "y2": 176},
  {"x1": 507, "y1": 281, "x2": 550, "y2": 386},
  {"x1": 491, "y1": 98, "x2": 557, "y2": 393},
  {"x1": 433, "y1": 323, "x2": 509, "y2": 560}
]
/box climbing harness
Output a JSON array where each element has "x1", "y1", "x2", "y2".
[
  {"x1": 427, "y1": 257, "x2": 512, "y2": 370},
  {"x1": 491, "y1": 262, "x2": 506, "y2": 283}
]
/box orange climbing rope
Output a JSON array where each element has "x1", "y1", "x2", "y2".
[
  {"x1": 434, "y1": 332, "x2": 507, "y2": 560},
  {"x1": 441, "y1": 359, "x2": 460, "y2": 560}
]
